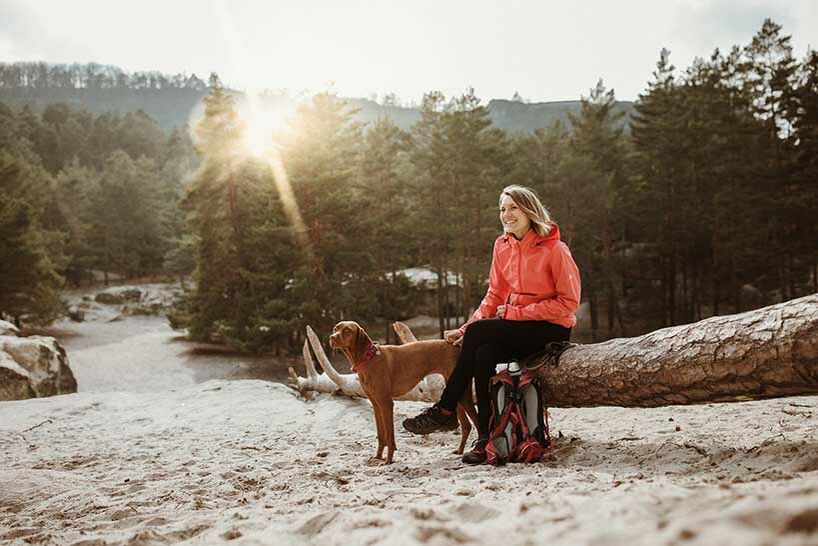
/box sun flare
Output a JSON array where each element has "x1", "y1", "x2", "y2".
[{"x1": 239, "y1": 100, "x2": 294, "y2": 157}]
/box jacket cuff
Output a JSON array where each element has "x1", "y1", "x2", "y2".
[{"x1": 503, "y1": 305, "x2": 520, "y2": 321}]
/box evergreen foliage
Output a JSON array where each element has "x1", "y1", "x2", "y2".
[{"x1": 1, "y1": 18, "x2": 815, "y2": 347}]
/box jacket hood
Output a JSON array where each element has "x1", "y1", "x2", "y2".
[{"x1": 504, "y1": 222, "x2": 561, "y2": 246}]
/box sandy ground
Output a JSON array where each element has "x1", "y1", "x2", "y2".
[{"x1": 2, "y1": 380, "x2": 818, "y2": 545}]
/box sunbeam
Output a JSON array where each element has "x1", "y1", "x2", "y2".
[{"x1": 209, "y1": 0, "x2": 312, "y2": 261}]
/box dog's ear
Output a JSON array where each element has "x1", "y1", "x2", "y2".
[{"x1": 354, "y1": 323, "x2": 372, "y2": 358}]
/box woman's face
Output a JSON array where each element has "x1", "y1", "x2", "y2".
[{"x1": 499, "y1": 194, "x2": 531, "y2": 239}]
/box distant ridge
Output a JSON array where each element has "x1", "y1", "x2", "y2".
[{"x1": 0, "y1": 62, "x2": 634, "y2": 132}]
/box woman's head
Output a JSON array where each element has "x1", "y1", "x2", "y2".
[{"x1": 499, "y1": 185, "x2": 552, "y2": 238}]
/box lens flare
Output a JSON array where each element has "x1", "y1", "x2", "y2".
[{"x1": 210, "y1": 0, "x2": 312, "y2": 261}]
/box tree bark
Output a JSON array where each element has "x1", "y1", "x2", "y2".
[
  {"x1": 290, "y1": 295, "x2": 818, "y2": 408},
  {"x1": 536, "y1": 293, "x2": 818, "y2": 407}
]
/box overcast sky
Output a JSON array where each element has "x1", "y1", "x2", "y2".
[{"x1": 2, "y1": 0, "x2": 816, "y2": 103}]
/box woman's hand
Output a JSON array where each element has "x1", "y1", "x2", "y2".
[
  {"x1": 444, "y1": 329, "x2": 463, "y2": 346},
  {"x1": 497, "y1": 304, "x2": 507, "y2": 319}
]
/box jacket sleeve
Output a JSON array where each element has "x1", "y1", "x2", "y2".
[
  {"x1": 458, "y1": 239, "x2": 510, "y2": 334},
  {"x1": 503, "y1": 242, "x2": 581, "y2": 322}
]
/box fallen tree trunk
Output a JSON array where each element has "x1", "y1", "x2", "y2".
[
  {"x1": 289, "y1": 294, "x2": 818, "y2": 408},
  {"x1": 538, "y1": 293, "x2": 818, "y2": 407}
]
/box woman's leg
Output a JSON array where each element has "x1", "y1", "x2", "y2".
[
  {"x1": 473, "y1": 343, "x2": 503, "y2": 435},
  {"x1": 404, "y1": 318, "x2": 570, "y2": 436},
  {"x1": 403, "y1": 319, "x2": 508, "y2": 435},
  {"x1": 437, "y1": 318, "x2": 511, "y2": 412},
  {"x1": 455, "y1": 319, "x2": 571, "y2": 434}
]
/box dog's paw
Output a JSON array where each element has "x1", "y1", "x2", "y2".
[{"x1": 367, "y1": 457, "x2": 387, "y2": 467}]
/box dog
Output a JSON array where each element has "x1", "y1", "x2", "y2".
[{"x1": 329, "y1": 321, "x2": 477, "y2": 465}]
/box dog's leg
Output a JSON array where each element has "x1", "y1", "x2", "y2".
[
  {"x1": 455, "y1": 405, "x2": 471, "y2": 455},
  {"x1": 368, "y1": 396, "x2": 395, "y2": 466},
  {"x1": 369, "y1": 399, "x2": 386, "y2": 465},
  {"x1": 455, "y1": 389, "x2": 478, "y2": 454},
  {"x1": 382, "y1": 397, "x2": 396, "y2": 464}
]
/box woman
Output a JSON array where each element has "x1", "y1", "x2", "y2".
[{"x1": 403, "y1": 185, "x2": 581, "y2": 464}]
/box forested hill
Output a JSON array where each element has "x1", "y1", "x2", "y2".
[{"x1": 0, "y1": 62, "x2": 634, "y2": 132}]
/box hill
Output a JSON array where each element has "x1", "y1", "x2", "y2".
[{"x1": 0, "y1": 62, "x2": 634, "y2": 132}]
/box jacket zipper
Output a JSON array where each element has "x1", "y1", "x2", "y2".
[{"x1": 516, "y1": 243, "x2": 522, "y2": 305}]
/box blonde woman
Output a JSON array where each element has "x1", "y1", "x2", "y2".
[{"x1": 403, "y1": 185, "x2": 581, "y2": 464}]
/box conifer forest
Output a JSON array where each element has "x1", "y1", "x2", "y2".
[{"x1": 1, "y1": 19, "x2": 816, "y2": 352}]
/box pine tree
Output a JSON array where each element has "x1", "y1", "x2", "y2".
[
  {"x1": 277, "y1": 92, "x2": 365, "y2": 337},
  {"x1": 741, "y1": 18, "x2": 801, "y2": 299},
  {"x1": 181, "y1": 74, "x2": 249, "y2": 341},
  {"x1": 408, "y1": 90, "x2": 508, "y2": 334},
  {"x1": 790, "y1": 49, "x2": 818, "y2": 293},
  {"x1": 0, "y1": 149, "x2": 65, "y2": 324},
  {"x1": 358, "y1": 117, "x2": 415, "y2": 342},
  {"x1": 85, "y1": 151, "x2": 166, "y2": 280},
  {"x1": 568, "y1": 79, "x2": 627, "y2": 335},
  {"x1": 631, "y1": 49, "x2": 689, "y2": 326}
]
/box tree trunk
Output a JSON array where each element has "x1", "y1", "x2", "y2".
[
  {"x1": 436, "y1": 266, "x2": 445, "y2": 338},
  {"x1": 290, "y1": 295, "x2": 818, "y2": 408},
  {"x1": 536, "y1": 294, "x2": 818, "y2": 407}
]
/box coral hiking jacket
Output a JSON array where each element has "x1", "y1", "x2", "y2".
[{"x1": 459, "y1": 223, "x2": 581, "y2": 332}]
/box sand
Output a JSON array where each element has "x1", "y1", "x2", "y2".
[{"x1": 2, "y1": 380, "x2": 818, "y2": 545}]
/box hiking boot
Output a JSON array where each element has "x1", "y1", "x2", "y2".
[
  {"x1": 402, "y1": 405, "x2": 458, "y2": 434},
  {"x1": 462, "y1": 437, "x2": 489, "y2": 465}
]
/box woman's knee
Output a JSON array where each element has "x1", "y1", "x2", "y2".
[{"x1": 463, "y1": 318, "x2": 503, "y2": 343}]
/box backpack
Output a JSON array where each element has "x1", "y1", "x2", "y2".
[{"x1": 485, "y1": 363, "x2": 552, "y2": 465}]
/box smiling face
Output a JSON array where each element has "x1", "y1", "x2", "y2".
[
  {"x1": 499, "y1": 193, "x2": 532, "y2": 239},
  {"x1": 329, "y1": 321, "x2": 361, "y2": 351}
]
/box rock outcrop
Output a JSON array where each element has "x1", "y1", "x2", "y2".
[
  {"x1": 94, "y1": 287, "x2": 143, "y2": 305},
  {"x1": 0, "y1": 320, "x2": 77, "y2": 401},
  {"x1": 0, "y1": 320, "x2": 20, "y2": 337}
]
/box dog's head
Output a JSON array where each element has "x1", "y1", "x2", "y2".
[{"x1": 329, "y1": 321, "x2": 369, "y2": 355}]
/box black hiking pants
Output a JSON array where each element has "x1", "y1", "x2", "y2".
[{"x1": 438, "y1": 318, "x2": 571, "y2": 436}]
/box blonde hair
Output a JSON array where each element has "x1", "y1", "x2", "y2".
[{"x1": 500, "y1": 185, "x2": 552, "y2": 237}]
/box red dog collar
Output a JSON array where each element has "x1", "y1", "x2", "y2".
[{"x1": 352, "y1": 342, "x2": 381, "y2": 373}]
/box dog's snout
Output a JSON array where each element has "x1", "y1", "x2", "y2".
[{"x1": 329, "y1": 333, "x2": 340, "y2": 348}]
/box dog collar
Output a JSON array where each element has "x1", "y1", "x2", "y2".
[{"x1": 352, "y1": 342, "x2": 381, "y2": 373}]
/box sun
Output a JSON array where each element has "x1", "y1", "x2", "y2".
[
  {"x1": 243, "y1": 117, "x2": 276, "y2": 156},
  {"x1": 241, "y1": 110, "x2": 281, "y2": 156},
  {"x1": 238, "y1": 95, "x2": 295, "y2": 156}
]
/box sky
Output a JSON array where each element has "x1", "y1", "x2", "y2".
[{"x1": 1, "y1": 0, "x2": 817, "y2": 104}]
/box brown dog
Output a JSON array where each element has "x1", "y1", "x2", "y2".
[{"x1": 329, "y1": 321, "x2": 477, "y2": 465}]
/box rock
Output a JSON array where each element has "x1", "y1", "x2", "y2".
[
  {"x1": 94, "y1": 288, "x2": 143, "y2": 305},
  {"x1": 0, "y1": 335, "x2": 77, "y2": 401},
  {"x1": 0, "y1": 320, "x2": 20, "y2": 337},
  {"x1": 0, "y1": 352, "x2": 36, "y2": 400},
  {"x1": 67, "y1": 306, "x2": 85, "y2": 322},
  {"x1": 123, "y1": 302, "x2": 164, "y2": 316},
  {"x1": 94, "y1": 292, "x2": 123, "y2": 304}
]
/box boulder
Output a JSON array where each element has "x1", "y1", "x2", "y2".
[
  {"x1": 0, "y1": 320, "x2": 20, "y2": 337},
  {"x1": 0, "y1": 352, "x2": 36, "y2": 400},
  {"x1": 67, "y1": 305, "x2": 85, "y2": 322},
  {"x1": 94, "y1": 288, "x2": 143, "y2": 305},
  {"x1": 0, "y1": 335, "x2": 77, "y2": 401}
]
